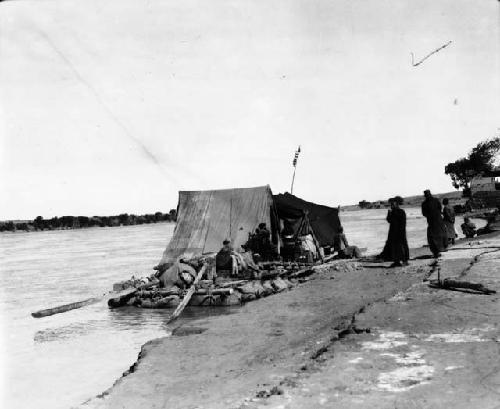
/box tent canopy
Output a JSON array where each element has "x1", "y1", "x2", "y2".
[
  {"x1": 160, "y1": 185, "x2": 277, "y2": 264},
  {"x1": 273, "y1": 192, "x2": 341, "y2": 247}
]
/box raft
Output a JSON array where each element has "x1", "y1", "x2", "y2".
[{"x1": 108, "y1": 264, "x2": 315, "y2": 310}]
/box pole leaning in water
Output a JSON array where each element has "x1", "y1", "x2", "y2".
[
  {"x1": 290, "y1": 145, "x2": 301, "y2": 195},
  {"x1": 32, "y1": 280, "x2": 159, "y2": 318},
  {"x1": 166, "y1": 263, "x2": 208, "y2": 325}
]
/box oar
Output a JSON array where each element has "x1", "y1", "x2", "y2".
[{"x1": 166, "y1": 263, "x2": 208, "y2": 325}]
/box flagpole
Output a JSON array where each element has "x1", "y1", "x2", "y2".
[{"x1": 291, "y1": 166, "x2": 297, "y2": 194}]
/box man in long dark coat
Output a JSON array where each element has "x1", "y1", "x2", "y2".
[
  {"x1": 383, "y1": 196, "x2": 410, "y2": 266},
  {"x1": 422, "y1": 190, "x2": 448, "y2": 257}
]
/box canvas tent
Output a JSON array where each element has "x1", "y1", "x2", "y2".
[
  {"x1": 159, "y1": 185, "x2": 279, "y2": 264},
  {"x1": 273, "y1": 192, "x2": 341, "y2": 247}
]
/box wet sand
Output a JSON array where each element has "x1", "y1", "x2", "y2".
[{"x1": 81, "y1": 234, "x2": 500, "y2": 409}]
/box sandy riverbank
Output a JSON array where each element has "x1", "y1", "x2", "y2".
[{"x1": 82, "y1": 234, "x2": 500, "y2": 409}]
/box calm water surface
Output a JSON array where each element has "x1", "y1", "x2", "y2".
[{"x1": 0, "y1": 210, "x2": 485, "y2": 408}]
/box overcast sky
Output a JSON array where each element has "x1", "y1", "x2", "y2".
[{"x1": 0, "y1": 0, "x2": 498, "y2": 219}]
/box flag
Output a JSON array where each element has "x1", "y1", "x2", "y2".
[{"x1": 292, "y1": 146, "x2": 301, "y2": 167}]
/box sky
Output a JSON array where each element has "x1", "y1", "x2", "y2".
[{"x1": 0, "y1": 0, "x2": 499, "y2": 219}]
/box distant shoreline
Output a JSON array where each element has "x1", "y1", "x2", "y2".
[
  {"x1": 0, "y1": 211, "x2": 177, "y2": 233},
  {"x1": 341, "y1": 190, "x2": 464, "y2": 212}
]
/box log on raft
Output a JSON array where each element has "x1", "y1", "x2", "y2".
[
  {"x1": 138, "y1": 289, "x2": 181, "y2": 297},
  {"x1": 138, "y1": 288, "x2": 233, "y2": 299},
  {"x1": 218, "y1": 280, "x2": 248, "y2": 288},
  {"x1": 107, "y1": 280, "x2": 159, "y2": 308},
  {"x1": 287, "y1": 267, "x2": 315, "y2": 279},
  {"x1": 194, "y1": 288, "x2": 233, "y2": 295}
]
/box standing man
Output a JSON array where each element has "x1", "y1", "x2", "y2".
[
  {"x1": 383, "y1": 196, "x2": 410, "y2": 267},
  {"x1": 421, "y1": 190, "x2": 448, "y2": 258},
  {"x1": 442, "y1": 198, "x2": 457, "y2": 245}
]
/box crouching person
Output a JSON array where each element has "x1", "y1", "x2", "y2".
[
  {"x1": 461, "y1": 217, "x2": 477, "y2": 238},
  {"x1": 333, "y1": 226, "x2": 362, "y2": 259}
]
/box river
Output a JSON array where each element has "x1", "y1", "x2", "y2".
[{"x1": 0, "y1": 209, "x2": 484, "y2": 409}]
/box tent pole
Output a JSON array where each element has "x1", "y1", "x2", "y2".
[{"x1": 291, "y1": 166, "x2": 297, "y2": 194}]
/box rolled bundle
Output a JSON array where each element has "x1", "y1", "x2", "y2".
[
  {"x1": 261, "y1": 280, "x2": 275, "y2": 295},
  {"x1": 271, "y1": 277, "x2": 288, "y2": 292},
  {"x1": 251, "y1": 281, "x2": 267, "y2": 298},
  {"x1": 221, "y1": 291, "x2": 242, "y2": 306},
  {"x1": 236, "y1": 282, "x2": 257, "y2": 295},
  {"x1": 240, "y1": 292, "x2": 257, "y2": 302},
  {"x1": 281, "y1": 278, "x2": 295, "y2": 289}
]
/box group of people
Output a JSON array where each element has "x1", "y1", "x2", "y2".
[
  {"x1": 379, "y1": 189, "x2": 482, "y2": 266},
  {"x1": 215, "y1": 222, "x2": 272, "y2": 275},
  {"x1": 215, "y1": 192, "x2": 488, "y2": 274}
]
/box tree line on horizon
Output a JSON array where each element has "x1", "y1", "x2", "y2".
[{"x1": 0, "y1": 210, "x2": 177, "y2": 232}]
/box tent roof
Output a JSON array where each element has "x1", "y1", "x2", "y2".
[
  {"x1": 273, "y1": 193, "x2": 341, "y2": 247},
  {"x1": 160, "y1": 185, "x2": 275, "y2": 264}
]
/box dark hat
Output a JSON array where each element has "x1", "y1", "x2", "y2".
[
  {"x1": 394, "y1": 196, "x2": 404, "y2": 205},
  {"x1": 223, "y1": 239, "x2": 231, "y2": 245},
  {"x1": 258, "y1": 222, "x2": 267, "y2": 229}
]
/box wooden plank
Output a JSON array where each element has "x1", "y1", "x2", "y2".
[
  {"x1": 218, "y1": 280, "x2": 247, "y2": 288},
  {"x1": 430, "y1": 278, "x2": 496, "y2": 295},
  {"x1": 166, "y1": 264, "x2": 207, "y2": 325},
  {"x1": 194, "y1": 288, "x2": 233, "y2": 295}
]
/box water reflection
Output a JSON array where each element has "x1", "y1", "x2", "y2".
[{"x1": 107, "y1": 304, "x2": 241, "y2": 333}]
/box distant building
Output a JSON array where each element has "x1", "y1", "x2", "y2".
[
  {"x1": 470, "y1": 170, "x2": 500, "y2": 208},
  {"x1": 470, "y1": 174, "x2": 500, "y2": 195}
]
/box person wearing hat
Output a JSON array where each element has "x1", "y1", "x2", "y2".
[
  {"x1": 381, "y1": 196, "x2": 409, "y2": 266},
  {"x1": 215, "y1": 239, "x2": 238, "y2": 275},
  {"x1": 421, "y1": 190, "x2": 448, "y2": 257},
  {"x1": 256, "y1": 222, "x2": 272, "y2": 260}
]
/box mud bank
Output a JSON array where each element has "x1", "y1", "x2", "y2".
[
  {"x1": 82, "y1": 236, "x2": 499, "y2": 409},
  {"x1": 243, "y1": 233, "x2": 500, "y2": 409}
]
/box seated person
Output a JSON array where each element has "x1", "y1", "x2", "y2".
[
  {"x1": 256, "y1": 222, "x2": 273, "y2": 260},
  {"x1": 215, "y1": 239, "x2": 238, "y2": 276},
  {"x1": 461, "y1": 216, "x2": 477, "y2": 238},
  {"x1": 333, "y1": 226, "x2": 362, "y2": 259},
  {"x1": 299, "y1": 234, "x2": 318, "y2": 263}
]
